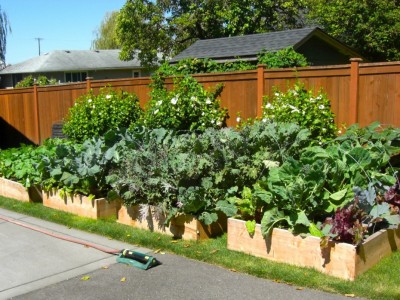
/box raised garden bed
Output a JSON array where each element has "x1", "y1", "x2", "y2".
[
  {"x1": 227, "y1": 218, "x2": 400, "y2": 281},
  {"x1": 42, "y1": 189, "x2": 120, "y2": 219},
  {"x1": 0, "y1": 177, "x2": 42, "y2": 202},
  {"x1": 118, "y1": 204, "x2": 226, "y2": 240}
]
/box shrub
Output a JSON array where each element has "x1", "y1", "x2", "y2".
[
  {"x1": 262, "y1": 82, "x2": 338, "y2": 144},
  {"x1": 15, "y1": 75, "x2": 57, "y2": 88},
  {"x1": 257, "y1": 47, "x2": 309, "y2": 68},
  {"x1": 141, "y1": 75, "x2": 228, "y2": 132},
  {"x1": 62, "y1": 87, "x2": 143, "y2": 142},
  {"x1": 15, "y1": 75, "x2": 34, "y2": 88}
]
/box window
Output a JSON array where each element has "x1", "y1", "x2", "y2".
[
  {"x1": 65, "y1": 72, "x2": 87, "y2": 82},
  {"x1": 133, "y1": 71, "x2": 140, "y2": 78}
]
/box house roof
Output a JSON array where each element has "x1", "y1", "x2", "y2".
[
  {"x1": 170, "y1": 27, "x2": 362, "y2": 62},
  {"x1": 0, "y1": 50, "x2": 141, "y2": 74}
]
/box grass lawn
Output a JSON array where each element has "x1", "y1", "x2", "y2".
[{"x1": 0, "y1": 196, "x2": 399, "y2": 300}]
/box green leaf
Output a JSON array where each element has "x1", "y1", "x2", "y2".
[
  {"x1": 215, "y1": 200, "x2": 237, "y2": 217},
  {"x1": 199, "y1": 212, "x2": 218, "y2": 225},
  {"x1": 245, "y1": 220, "x2": 256, "y2": 236},
  {"x1": 329, "y1": 189, "x2": 348, "y2": 201},
  {"x1": 295, "y1": 211, "x2": 310, "y2": 227},
  {"x1": 370, "y1": 203, "x2": 391, "y2": 218},
  {"x1": 260, "y1": 208, "x2": 287, "y2": 237},
  {"x1": 309, "y1": 223, "x2": 323, "y2": 238}
]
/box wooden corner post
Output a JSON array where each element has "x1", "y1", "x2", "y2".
[
  {"x1": 257, "y1": 64, "x2": 266, "y2": 118},
  {"x1": 349, "y1": 58, "x2": 362, "y2": 125}
]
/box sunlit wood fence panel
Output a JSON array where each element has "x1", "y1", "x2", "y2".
[{"x1": 1, "y1": 60, "x2": 400, "y2": 147}]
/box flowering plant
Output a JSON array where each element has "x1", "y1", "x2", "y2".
[
  {"x1": 141, "y1": 75, "x2": 228, "y2": 131},
  {"x1": 262, "y1": 82, "x2": 338, "y2": 144},
  {"x1": 63, "y1": 87, "x2": 142, "y2": 142}
]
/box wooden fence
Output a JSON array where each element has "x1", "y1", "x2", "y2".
[{"x1": 1, "y1": 59, "x2": 400, "y2": 147}]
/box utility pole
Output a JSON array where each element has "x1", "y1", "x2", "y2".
[{"x1": 35, "y1": 37, "x2": 43, "y2": 55}]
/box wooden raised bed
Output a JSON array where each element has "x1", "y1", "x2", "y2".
[
  {"x1": 42, "y1": 189, "x2": 120, "y2": 219},
  {"x1": 0, "y1": 177, "x2": 42, "y2": 202},
  {"x1": 227, "y1": 218, "x2": 400, "y2": 281},
  {"x1": 118, "y1": 204, "x2": 226, "y2": 240}
]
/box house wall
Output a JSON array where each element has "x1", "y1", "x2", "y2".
[
  {"x1": 0, "y1": 69, "x2": 148, "y2": 88},
  {"x1": 87, "y1": 69, "x2": 150, "y2": 80},
  {"x1": 298, "y1": 36, "x2": 352, "y2": 66}
]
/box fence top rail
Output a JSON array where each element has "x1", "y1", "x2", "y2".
[{"x1": 0, "y1": 87, "x2": 33, "y2": 95}]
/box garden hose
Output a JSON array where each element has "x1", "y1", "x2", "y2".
[
  {"x1": 0, "y1": 214, "x2": 161, "y2": 269},
  {"x1": 0, "y1": 214, "x2": 121, "y2": 254}
]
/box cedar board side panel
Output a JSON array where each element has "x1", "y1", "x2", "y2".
[{"x1": 227, "y1": 218, "x2": 400, "y2": 280}]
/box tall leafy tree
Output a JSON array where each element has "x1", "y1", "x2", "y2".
[
  {"x1": 116, "y1": 0, "x2": 308, "y2": 68},
  {"x1": 307, "y1": 0, "x2": 400, "y2": 62},
  {"x1": 0, "y1": 6, "x2": 11, "y2": 67},
  {"x1": 91, "y1": 11, "x2": 120, "y2": 50}
]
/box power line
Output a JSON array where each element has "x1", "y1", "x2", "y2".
[{"x1": 34, "y1": 37, "x2": 43, "y2": 55}]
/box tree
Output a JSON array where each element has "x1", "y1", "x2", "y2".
[
  {"x1": 306, "y1": 0, "x2": 400, "y2": 62},
  {"x1": 91, "y1": 11, "x2": 120, "y2": 50},
  {"x1": 116, "y1": 0, "x2": 308, "y2": 68},
  {"x1": 0, "y1": 6, "x2": 11, "y2": 67}
]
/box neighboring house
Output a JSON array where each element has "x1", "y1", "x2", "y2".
[
  {"x1": 0, "y1": 49, "x2": 150, "y2": 88},
  {"x1": 170, "y1": 27, "x2": 365, "y2": 66}
]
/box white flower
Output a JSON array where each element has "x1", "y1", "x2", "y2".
[
  {"x1": 191, "y1": 96, "x2": 197, "y2": 102},
  {"x1": 106, "y1": 94, "x2": 112, "y2": 99},
  {"x1": 236, "y1": 117, "x2": 241, "y2": 123},
  {"x1": 274, "y1": 92, "x2": 280, "y2": 97},
  {"x1": 319, "y1": 104, "x2": 325, "y2": 110},
  {"x1": 262, "y1": 118, "x2": 267, "y2": 123},
  {"x1": 265, "y1": 102, "x2": 273, "y2": 109},
  {"x1": 154, "y1": 109, "x2": 159, "y2": 115},
  {"x1": 92, "y1": 105, "x2": 95, "y2": 109},
  {"x1": 263, "y1": 160, "x2": 280, "y2": 169},
  {"x1": 309, "y1": 97, "x2": 316, "y2": 103},
  {"x1": 216, "y1": 121, "x2": 222, "y2": 126},
  {"x1": 211, "y1": 119, "x2": 215, "y2": 124},
  {"x1": 322, "y1": 128, "x2": 327, "y2": 132},
  {"x1": 338, "y1": 130, "x2": 342, "y2": 134},
  {"x1": 205, "y1": 98, "x2": 212, "y2": 105},
  {"x1": 288, "y1": 104, "x2": 299, "y2": 113},
  {"x1": 201, "y1": 112, "x2": 205, "y2": 116},
  {"x1": 87, "y1": 99, "x2": 92, "y2": 103},
  {"x1": 171, "y1": 97, "x2": 178, "y2": 105},
  {"x1": 157, "y1": 100, "x2": 162, "y2": 106}
]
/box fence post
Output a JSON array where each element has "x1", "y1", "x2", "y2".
[
  {"x1": 86, "y1": 77, "x2": 93, "y2": 93},
  {"x1": 33, "y1": 83, "x2": 41, "y2": 144},
  {"x1": 349, "y1": 58, "x2": 362, "y2": 125},
  {"x1": 257, "y1": 64, "x2": 266, "y2": 118}
]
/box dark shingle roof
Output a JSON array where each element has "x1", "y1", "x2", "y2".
[
  {"x1": 0, "y1": 50, "x2": 141, "y2": 74},
  {"x1": 170, "y1": 27, "x2": 334, "y2": 62}
]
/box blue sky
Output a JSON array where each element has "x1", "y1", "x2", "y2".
[{"x1": 1, "y1": 0, "x2": 126, "y2": 65}]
